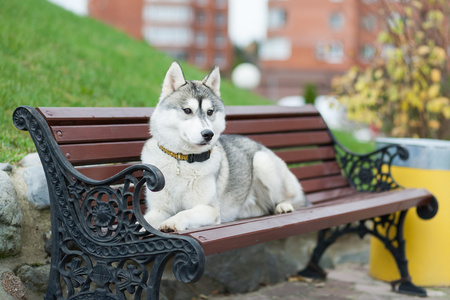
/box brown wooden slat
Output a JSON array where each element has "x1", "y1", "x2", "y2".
[
  {"x1": 306, "y1": 187, "x2": 356, "y2": 204},
  {"x1": 77, "y1": 163, "x2": 136, "y2": 181},
  {"x1": 225, "y1": 105, "x2": 320, "y2": 120},
  {"x1": 51, "y1": 124, "x2": 150, "y2": 144},
  {"x1": 300, "y1": 175, "x2": 349, "y2": 194},
  {"x1": 37, "y1": 107, "x2": 153, "y2": 125},
  {"x1": 275, "y1": 146, "x2": 336, "y2": 164},
  {"x1": 290, "y1": 161, "x2": 342, "y2": 180},
  {"x1": 179, "y1": 188, "x2": 434, "y2": 255},
  {"x1": 225, "y1": 116, "x2": 327, "y2": 135},
  {"x1": 248, "y1": 131, "x2": 332, "y2": 148},
  {"x1": 38, "y1": 105, "x2": 320, "y2": 125},
  {"x1": 60, "y1": 141, "x2": 145, "y2": 165}
]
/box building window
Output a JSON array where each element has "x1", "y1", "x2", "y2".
[
  {"x1": 196, "y1": 0, "x2": 208, "y2": 6},
  {"x1": 259, "y1": 37, "x2": 291, "y2": 61},
  {"x1": 329, "y1": 12, "x2": 345, "y2": 30},
  {"x1": 143, "y1": 5, "x2": 192, "y2": 23},
  {"x1": 214, "y1": 33, "x2": 226, "y2": 48},
  {"x1": 143, "y1": 26, "x2": 192, "y2": 46},
  {"x1": 316, "y1": 42, "x2": 344, "y2": 63},
  {"x1": 360, "y1": 44, "x2": 376, "y2": 61},
  {"x1": 195, "y1": 31, "x2": 207, "y2": 47},
  {"x1": 215, "y1": 0, "x2": 226, "y2": 8},
  {"x1": 145, "y1": 0, "x2": 190, "y2": 2},
  {"x1": 214, "y1": 53, "x2": 226, "y2": 66},
  {"x1": 196, "y1": 10, "x2": 206, "y2": 24},
  {"x1": 195, "y1": 52, "x2": 207, "y2": 66},
  {"x1": 214, "y1": 12, "x2": 226, "y2": 27},
  {"x1": 361, "y1": 14, "x2": 377, "y2": 31},
  {"x1": 268, "y1": 8, "x2": 286, "y2": 29}
]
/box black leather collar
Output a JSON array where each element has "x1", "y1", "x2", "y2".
[{"x1": 159, "y1": 145, "x2": 212, "y2": 163}]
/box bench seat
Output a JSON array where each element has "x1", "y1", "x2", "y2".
[
  {"x1": 13, "y1": 104, "x2": 438, "y2": 300},
  {"x1": 180, "y1": 188, "x2": 434, "y2": 255}
]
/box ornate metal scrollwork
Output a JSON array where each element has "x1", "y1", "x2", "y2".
[
  {"x1": 13, "y1": 106, "x2": 205, "y2": 300},
  {"x1": 332, "y1": 138, "x2": 409, "y2": 192}
]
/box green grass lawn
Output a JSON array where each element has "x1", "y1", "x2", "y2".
[
  {"x1": 331, "y1": 130, "x2": 376, "y2": 154},
  {"x1": 0, "y1": 0, "x2": 374, "y2": 163},
  {"x1": 0, "y1": 0, "x2": 270, "y2": 163}
]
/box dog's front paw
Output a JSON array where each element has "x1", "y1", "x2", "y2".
[
  {"x1": 275, "y1": 202, "x2": 294, "y2": 214},
  {"x1": 159, "y1": 217, "x2": 188, "y2": 233}
]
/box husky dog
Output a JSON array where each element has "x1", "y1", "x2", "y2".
[{"x1": 141, "y1": 61, "x2": 306, "y2": 232}]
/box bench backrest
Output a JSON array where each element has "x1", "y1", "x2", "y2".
[{"x1": 36, "y1": 105, "x2": 352, "y2": 205}]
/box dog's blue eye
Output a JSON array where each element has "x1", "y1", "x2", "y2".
[
  {"x1": 207, "y1": 109, "x2": 214, "y2": 116},
  {"x1": 183, "y1": 108, "x2": 192, "y2": 114}
]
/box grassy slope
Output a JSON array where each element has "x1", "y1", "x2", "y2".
[
  {"x1": 0, "y1": 0, "x2": 270, "y2": 163},
  {"x1": 332, "y1": 130, "x2": 375, "y2": 154}
]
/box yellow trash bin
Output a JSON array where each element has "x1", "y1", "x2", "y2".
[{"x1": 369, "y1": 138, "x2": 450, "y2": 286}]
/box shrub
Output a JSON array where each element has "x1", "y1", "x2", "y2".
[{"x1": 333, "y1": 0, "x2": 450, "y2": 139}]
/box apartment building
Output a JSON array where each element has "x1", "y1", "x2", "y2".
[
  {"x1": 257, "y1": 0, "x2": 380, "y2": 100},
  {"x1": 89, "y1": 0, "x2": 233, "y2": 72}
]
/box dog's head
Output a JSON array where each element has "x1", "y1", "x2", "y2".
[{"x1": 150, "y1": 61, "x2": 226, "y2": 154}]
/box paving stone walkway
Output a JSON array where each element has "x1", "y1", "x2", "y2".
[{"x1": 209, "y1": 263, "x2": 450, "y2": 300}]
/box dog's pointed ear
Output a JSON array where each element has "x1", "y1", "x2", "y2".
[
  {"x1": 161, "y1": 61, "x2": 186, "y2": 100},
  {"x1": 202, "y1": 66, "x2": 221, "y2": 97}
]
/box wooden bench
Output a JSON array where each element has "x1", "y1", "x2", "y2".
[{"x1": 13, "y1": 105, "x2": 438, "y2": 300}]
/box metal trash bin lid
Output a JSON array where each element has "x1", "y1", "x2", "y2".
[{"x1": 376, "y1": 137, "x2": 450, "y2": 171}]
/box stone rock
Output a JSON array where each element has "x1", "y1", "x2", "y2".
[
  {"x1": 1, "y1": 270, "x2": 26, "y2": 300},
  {"x1": 16, "y1": 264, "x2": 50, "y2": 293},
  {"x1": 0, "y1": 163, "x2": 13, "y2": 173},
  {"x1": 23, "y1": 166, "x2": 50, "y2": 209},
  {"x1": 0, "y1": 171, "x2": 22, "y2": 257},
  {"x1": 19, "y1": 153, "x2": 41, "y2": 168},
  {"x1": 160, "y1": 236, "x2": 315, "y2": 299},
  {"x1": 42, "y1": 231, "x2": 52, "y2": 256}
]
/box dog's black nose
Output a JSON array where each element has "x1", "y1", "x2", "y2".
[{"x1": 201, "y1": 129, "x2": 214, "y2": 142}]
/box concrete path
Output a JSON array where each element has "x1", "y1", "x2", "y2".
[{"x1": 209, "y1": 263, "x2": 450, "y2": 300}]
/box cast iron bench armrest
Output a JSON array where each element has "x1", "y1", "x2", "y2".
[
  {"x1": 331, "y1": 136, "x2": 438, "y2": 219},
  {"x1": 331, "y1": 134, "x2": 408, "y2": 192},
  {"x1": 13, "y1": 106, "x2": 206, "y2": 294}
]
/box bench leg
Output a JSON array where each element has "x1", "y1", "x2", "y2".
[{"x1": 297, "y1": 210, "x2": 426, "y2": 297}]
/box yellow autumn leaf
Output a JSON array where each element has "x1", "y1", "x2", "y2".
[
  {"x1": 405, "y1": 7, "x2": 413, "y2": 17},
  {"x1": 428, "y1": 120, "x2": 441, "y2": 129},
  {"x1": 412, "y1": 0, "x2": 423, "y2": 9},
  {"x1": 393, "y1": 68, "x2": 404, "y2": 80},
  {"x1": 431, "y1": 47, "x2": 446, "y2": 61},
  {"x1": 430, "y1": 69, "x2": 441, "y2": 82},
  {"x1": 374, "y1": 69, "x2": 383, "y2": 79},
  {"x1": 377, "y1": 31, "x2": 391, "y2": 43},
  {"x1": 401, "y1": 100, "x2": 409, "y2": 111},
  {"x1": 428, "y1": 84, "x2": 440, "y2": 98},
  {"x1": 417, "y1": 45, "x2": 430, "y2": 56},
  {"x1": 443, "y1": 107, "x2": 450, "y2": 119},
  {"x1": 419, "y1": 90, "x2": 428, "y2": 100},
  {"x1": 427, "y1": 97, "x2": 449, "y2": 113}
]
